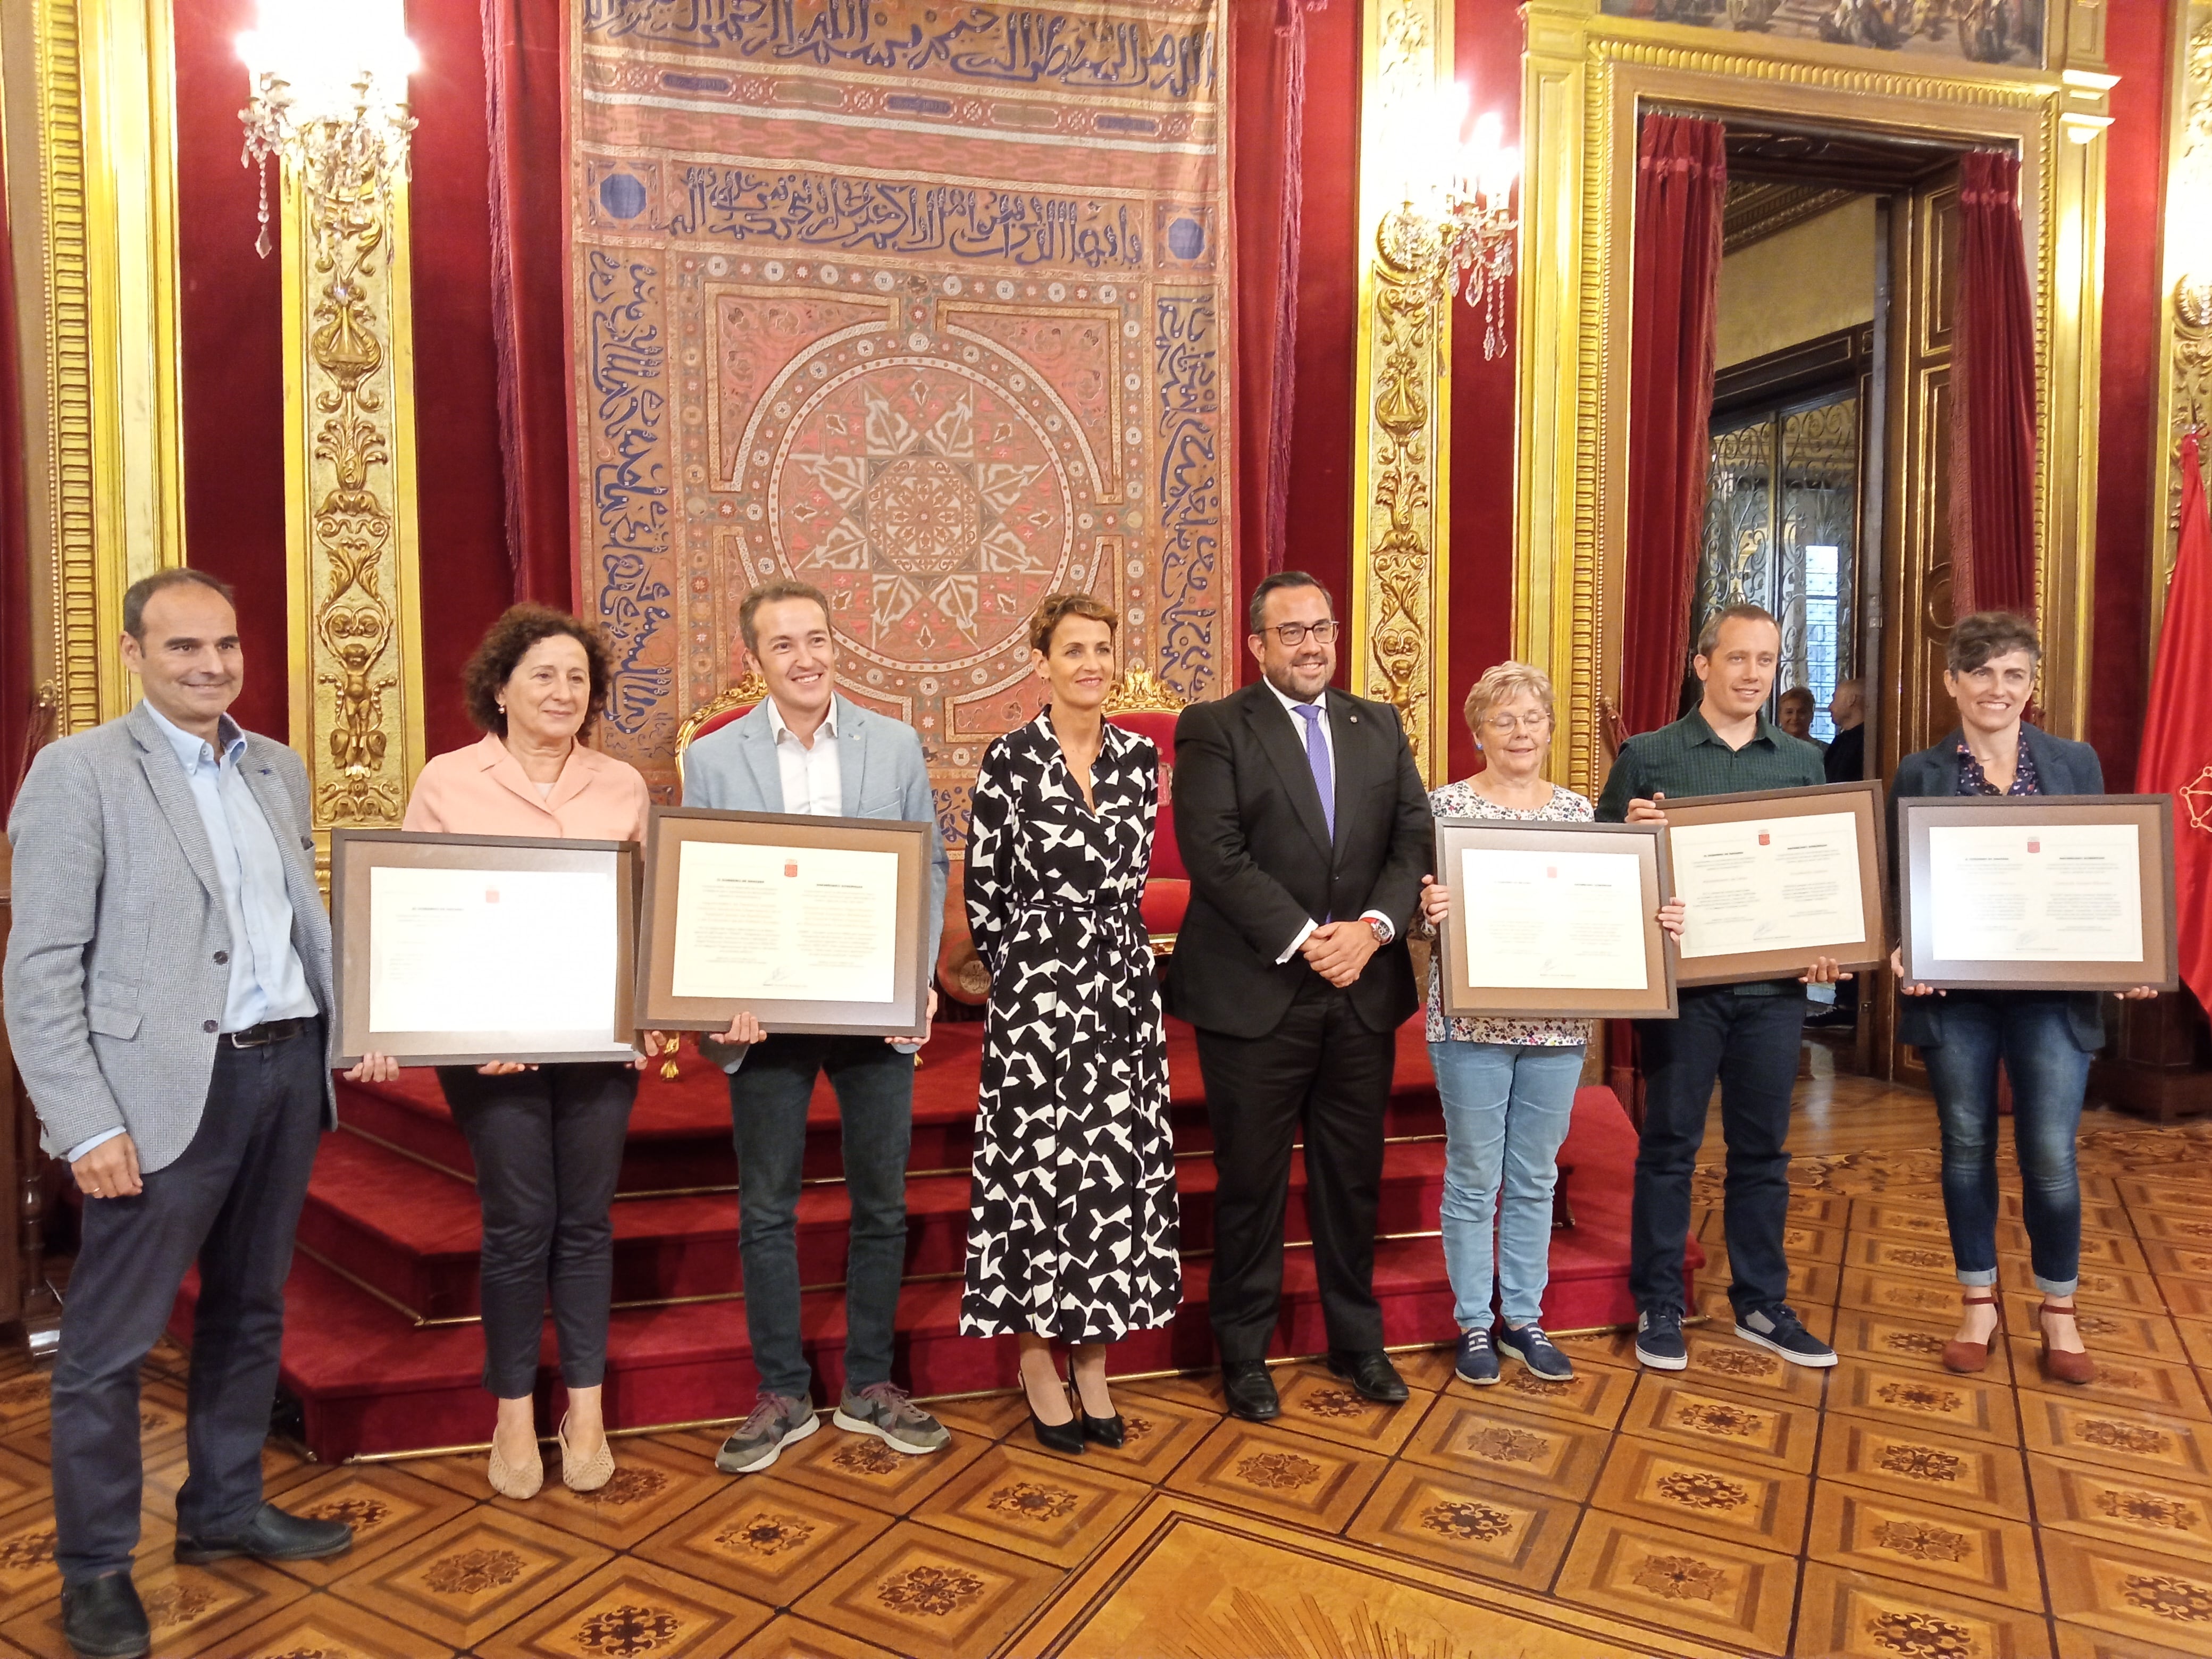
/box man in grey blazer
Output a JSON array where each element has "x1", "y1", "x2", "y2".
[
  {"x1": 681, "y1": 580, "x2": 951, "y2": 1476},
  {"x1": 5, "y1": 570, "x2": 351, "y2": 1658}
]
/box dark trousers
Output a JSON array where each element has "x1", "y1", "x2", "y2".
[
  {"x1": 731, "y1": 1035, "x2": 914, "y2": 1401},
  {"x1": 1919, "y1": 993, "x2": 2092, "y2": 1296},
  {"x1": 438, "y1": 1062, "x2": 639, "y2": 1398},
  {"x1": 1194, "y1": 977, "x2": 1396, "y2": 1362},
  {"x1": 53, "y1": 1025, "x2": 325, "y2": 1583},
  {"x1": 1629, "y1": 988, "x2": 1805, "y2": 1318}
]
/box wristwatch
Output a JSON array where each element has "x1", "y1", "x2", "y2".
[{"x1": 1367, "y1": 917, "x2": 1391, "y2": 946}]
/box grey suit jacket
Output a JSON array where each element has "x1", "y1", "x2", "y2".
[
  {"x1": 681, "y1": 693, "x2": 948, "y2": 1065},
  {"x1": 4, "y1": 703, "x2": 337, "y2": 1172}
]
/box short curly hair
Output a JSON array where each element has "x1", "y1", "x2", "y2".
[
  {"x1": 462, "y1": 605, "x2": 614, "y2": 738},
  {"x1": 1462, "y1": 660, "x2": 1556, "y2": 736},
  {"x1": 1947, "y1": 610, "x2": 2041, "y2": 674},
  {"x1": 1029, "y1": 592, "x2": 1118, "y2": 656}
]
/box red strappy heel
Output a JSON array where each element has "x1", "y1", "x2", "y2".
[
  {"x1": 2039, "y1": 1301, "x2": 2096, "y2": 1385},
  {"x1": 1940, "y1": 1293, "x2": 2000, "y2": 1375}
]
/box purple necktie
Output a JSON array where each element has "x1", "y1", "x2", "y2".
[{"x1": 1295, "y1": 702, "x2": 1334, "y2": 841}]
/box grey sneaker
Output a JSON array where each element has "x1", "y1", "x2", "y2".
[
  {"x1": 834, "y1": 1382, "x2": 951, "y2": 1455},
  {"x1": 1735, "y1": 1304, "x2": 1838, "y2": 1368},
  {"x1": 716, "y1": 1392, "x2": 818, "y2": 1474}
]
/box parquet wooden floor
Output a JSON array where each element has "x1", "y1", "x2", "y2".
[{"x1": 3, "y1": 1077, "x2": 2209, "y2": 1657}]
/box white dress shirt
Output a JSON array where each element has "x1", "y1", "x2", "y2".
[
  {"x1": 1262, "y1": 678, "x2": 1395, "y2": 962},
  {"x1": 770, "y1": 697, "x2": 842, "y2": 817}
]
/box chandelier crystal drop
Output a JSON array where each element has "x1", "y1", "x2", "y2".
[
  {"x1": 1379, "y1": 90, "x2": 1522, "y2": 360},
  {"x1": 236, "y1": 0, "x2": 418, "y2": 258}
]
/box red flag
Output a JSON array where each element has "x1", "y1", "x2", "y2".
[{"x1": 2136, "y1": 430, "x2": 2212, "y2": 1010}]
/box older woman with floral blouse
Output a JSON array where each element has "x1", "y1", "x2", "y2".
[{"x1": 1418, "y1": 663, "x2": 1683, "y2": 1386}]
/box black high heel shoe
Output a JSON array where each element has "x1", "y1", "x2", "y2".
[
  {"x1": 1068, "y1": 1359, "x2": 1125, "y2": 1449},
  {"x1": 1023, "y1": 1365, "x2": 1084, "y2": 1455}
]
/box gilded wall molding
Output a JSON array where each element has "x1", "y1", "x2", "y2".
[
  {"x1": 15, "y1": 0, "x2": 187, "y2": 735},
  {"x1": 1518, "y1": 0, "x2": 2110, "y2": 796},
  {"x1": 1351, "y1": 0, "x2": 1453, "y2": 781},
  {"x1": 281, "y1": 173, "x2": 426, "y2": 867}
]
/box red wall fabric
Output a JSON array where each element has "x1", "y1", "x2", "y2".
[
  {"x1": 173, "y1": 0, "x2": 287, "y2": 740},
  {"x1": 1273, "y1": 0, "x2": 1360, "y2": 674},
  {"x1": 482, "y1": 0, "x2": 574, "y2": 608},
  {"x1": 1622, "y1": 114, "x2": 1727, "y2": 735},
  {"x1": 1448, "y1": 0, "x2": 1524, "y2": 780},
  {"x1": 405, "y1": 0, "x2": 521, "y2": 756},
  {"x1": 1951, "y1": 151, "x2": 2039, "y2": 621},
  {"x1": 2092, "y1": 0, "x2": 2171, "y2": 779}
]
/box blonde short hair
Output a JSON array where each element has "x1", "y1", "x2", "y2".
[{"x1": 1462, "y1": 660, "x2": 1556, "y2": 736}]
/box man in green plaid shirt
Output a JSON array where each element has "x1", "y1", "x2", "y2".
[{"x1": 1596, "y1": 602, "x2": 1848, "y2": 1373}]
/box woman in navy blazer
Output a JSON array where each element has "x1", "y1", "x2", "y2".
[{"x1": 1891, "y1": 611, "x2": 2155, "y2": 1387}]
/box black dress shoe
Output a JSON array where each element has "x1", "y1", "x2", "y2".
[
  {"x1": 1327, "y1": 1349, "x2": 1410, "y2": 1404},
  {"x1": 1067, "y1": 1362, "x2": 1125, "y2": 1447},
  {"x1": 1221, "y1": 1360, "x2": 1280, "y2": 1421},
  {"x1": 61, "y1": 1572, "x2": 149, "y2": 1659},
  {"x1": 1028, "y1": 1404, "x2": 1086, "y2": 1455},
  {"x1": 174, "y1": 1502, "x2": 354, "y2": 1565}
]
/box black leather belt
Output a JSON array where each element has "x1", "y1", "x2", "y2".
[{"x1": 223, "y1": 1016, "x2": 315, "y2": 1048}]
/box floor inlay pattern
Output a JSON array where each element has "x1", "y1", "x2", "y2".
[{"x1": 0, "y1": 1110, "x2": 2207, "y2": 1654}]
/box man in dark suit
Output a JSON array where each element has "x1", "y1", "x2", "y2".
[
  {"x1": 1166, "y1": 572, "x2": 1434, "y2": 1420},
  {"x1": 1824, "y1": 677, "x2": 1866, "y2": 784}
]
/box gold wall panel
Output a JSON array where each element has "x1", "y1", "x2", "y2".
[
  {"x1": 1518, "y1": 0, "x2": 2112, "y2": 797},
  {"x1": 13, "y1": 0, "x2": 186, "y2": 735},
  {"x1": 2157, "y1": 0, "x2": 2212, "y2": 647},
  {"x1": 1351, "y1": 0, "x2": 1453, "y2": 782},
  {"x1": 280, "y1": 174, "x2": 426, "y2": 868}
]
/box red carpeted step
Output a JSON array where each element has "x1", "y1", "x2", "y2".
[
  {"x1": 184, "y1": 1232, "x2": 1470, "y2": 1461},
  {"x1": 331, "y1": 1018, "x2": 1448, "y2": 1189},
  {"x1": 298, "y1": 1122, "x2": 1459, "y2": 1322}
]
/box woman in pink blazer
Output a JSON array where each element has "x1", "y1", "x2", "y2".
[{"x1": 361, "y1": 606, "x2": 651, "y2": 1500}]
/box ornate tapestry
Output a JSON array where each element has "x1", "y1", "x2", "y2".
[{"x1": 570, "y1": 0, "x2": 1234, "y2": 831}]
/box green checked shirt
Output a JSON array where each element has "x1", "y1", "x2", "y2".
[{"x1": 1595, "y1": 707, "x2": 1828, "y2": 995}]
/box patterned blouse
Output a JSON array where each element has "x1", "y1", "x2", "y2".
[
  {"x1": 1956, "y1": 738, "x2": 2041, "y2": 796},
  {"x1": 1420, "y1": 780, "x2": 1594, "y2": 1048}
]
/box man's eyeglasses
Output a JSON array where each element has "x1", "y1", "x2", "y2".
[{"x1": 1257, "y1": 620, "x2": 1342, "y2": 647}]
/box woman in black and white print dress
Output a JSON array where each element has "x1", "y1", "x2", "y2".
[{"x1": 962, "y1": 593, "x2": 1180, "y2": 1454}]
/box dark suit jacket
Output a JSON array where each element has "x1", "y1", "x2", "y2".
[
  {"x1": 1823, "y1": 722, "x2": 1866, "y2": 784},
  {"x1": 1892, "y1": 723, "x2": 2108, "y2": 1052},
  {"x1": 1162, "y1": 681, "x2": 1434, "y2": 1038}
]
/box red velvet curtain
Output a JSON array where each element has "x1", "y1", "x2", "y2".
[
  {"x1": 1621, "y1": 113, "x2": 1727, "y2": 735},
  {"x1": 482, "y1": 0, "x2": 575, "y2": 607},
  {"x1": 1950, "y1": 150, "x2": 2038, "y2": 621}
]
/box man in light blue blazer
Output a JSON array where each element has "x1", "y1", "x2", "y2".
[
  {"x1": 681, "y1": 580, "x2": 950, "y2": 1476},
  {"x1": 5, "y1": 570, "x2": 353, "y2": 1658}
]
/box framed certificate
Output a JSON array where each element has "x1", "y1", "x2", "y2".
[
  {"x1": 331, "y1": 831, "x2": 642, "y2": 1067},
  {"x1": 1432, "y1": 819, "x2": 1677, "y2": 1020},
  {"x1": 636, "y1": 807, "x2": 935, "y2": 1037},
  {"x1": 1899, "y1": 794, "x2": 2177, "y2": 992},
  {"x1": 1659, "y1": 781, "x2": 1889, "y2": 988}
]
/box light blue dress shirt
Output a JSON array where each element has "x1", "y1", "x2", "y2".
[{"x1": 66, "y1": 704, "x2": 319, "y2": 1165}]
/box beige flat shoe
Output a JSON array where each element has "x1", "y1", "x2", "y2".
[
  {"x1": 558, "y1": 1413, "x2": 614, "y2": 1492},
  {"x1": 487, "y1": 1434, "x2": 543, "y2": 1500}
]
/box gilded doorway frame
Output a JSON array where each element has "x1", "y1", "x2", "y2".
[{"x1": 1515, "y1": 0, "x2": 2115, "y2": 797}]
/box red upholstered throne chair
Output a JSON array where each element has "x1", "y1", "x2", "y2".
[
  {"x1": 672, "y1": 670, "x2": 768, "y2": 788},
  {"x1": 1102, "y1": 667, "x2": 1189, "y2": 956}
]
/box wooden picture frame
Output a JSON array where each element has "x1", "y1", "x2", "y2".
[
  {"x1": 1658, "y1": 781, "x2": 1889, "y2": 989},
  {"x1": 332, "y1": 831, "x2": 642, "y2": 1067},
  {"x1": 1899, "y1": 794, "x2": 2177, "y2": 992},
  {"x1": 636, "y1": 807, "x2": 934, "y2": 1037},
  {"x1": 1432, "y1": 819, "x2": 1677, "y2": 1021}
]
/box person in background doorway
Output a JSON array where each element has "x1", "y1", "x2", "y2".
[
  {"x1": 1778, "y1": 685, "x2": 1822, "y2": 745},
  {"x1": 1824, "y1": 678, "x2": 1866, "y2": 784}
]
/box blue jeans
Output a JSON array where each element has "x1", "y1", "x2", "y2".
[
  {"x1": 1917, "y1": 993, "x2": 2091, "y2": 1297},
  {"x1": 1429, "y1": 1041, "x2": 1583, "y2": 1328},
  {"x1": 730, "y1": 1035, "x2": 915, "y2": 1400}
]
